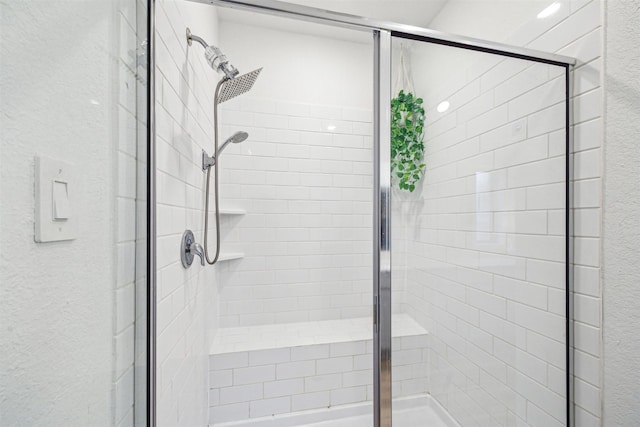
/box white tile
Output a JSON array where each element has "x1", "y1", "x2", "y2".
[
  {"x1": 316, "y1": 357, "x2": 353, "y2": 375},
  {"x1": 342, "y1": 370, "x2": 372, "y2": 388},
  {"x1": 507, "y1": 368, "x2": 565, "y2": 422},
  {"x1": 574, "y1": 237, "x2": 600, "y2": 267},
  {"x1": 249, "y1": 397, "x2": 291, "y2": 418},
  {"x1": 219, "y1": 384, "x2": 263, "y2": 405},
  {"x1": 210, "y1": 402, "x2": 249, "y2": 423},
  {"x1": 264, "y1": 378, "x2": 304, "y2": 398},
  {"x1": 291, "y1": 391, "x2": 330, "y2": 411},
  {"x1": 573, "y1": 119, "x2": 601, "y2": 152},
  {"x1": 353, "y1": 354, "x2": 373, "y2": 371},
  {"x1": 330, "y1": 341, "x2": 366, "y2": 357},
  {"x1": 276, "y1": 360, "x2": 316, "y2": 379},
  {"x1": 210, "y1": 352, "x2": 249, "y2": 370},
  {"x1": 574, "y1": 294, "x2": 600, "y2": 327},
  {"x1": 210, "y1": 370, "x2": 232, "y2": 389},
  {"x1": 507, "y1": 156, "x2": 564, "y2": 188},
  {"x1": 304, "y1": 374, "x2": 342, "y2": 392},
  {"x1": 574, "y1": 265, "x2": 600, "y2": 297},
  {"x1": 249, "y1": 348, "x2": 291, "y2": 366},
  {"x1": 575, "y1": 378, "x2": 601, "y2": 417},
  {"x1": 494, "y1": 136, "x2": 548, "y2": 169},
  {"x1": 526, "y1": 182, "x2": 565, "y2": 210},
  {"x1": 574, "y1": 208, "x2": 600, "y2": 237},
  {"x1": 330, "y1": 386, "x2": 367, "y2": 406},
  {"x1": 493, "y1": 276, "x2": 548, "y2": 310},
  {"x1": 507, "y1": 301, "x2": 565, "y2": 342},
  {"x1": 276, "y1": 101, "x2": 310, "y2": 117},
  {"x1": 573, "y1": 179, "x2": 600, "y2": 208},
  {"x1": 467, "y1": 105, "x2": 508, "y2": 137},
  {"x1": 574, "y1": 322, "x2": 600, "y2": 357},
  {"x1": 253, "y1": 113, "x2": 288, "y2": 129},
  {"x1": 527, "y1": 103, "x2": 565, "y2": 138},
  {"x1": 233, "y1": 365, "x2": 275, "y2": 386}
]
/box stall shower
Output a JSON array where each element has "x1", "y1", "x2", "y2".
[{"x1": 154, "y1": 1, "x2": 579, "y2": 426}]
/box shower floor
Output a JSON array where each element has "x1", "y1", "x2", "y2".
[
  {"x1": 209, "y1": 315, "x2": 429, "y2": 425},
  {"x1": 210, "y1": 395, "x2": 458, "y2": 427},
  {"x1": 301, "y1": 403, "x2": 449, "y2": 427}
]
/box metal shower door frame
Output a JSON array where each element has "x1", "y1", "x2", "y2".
[
  {"x1": 148, "y1": 1, "x2": 577, "y2": 426},
  {"x1": 373, "y1": 29, "x2": 392, "y2": 427}
]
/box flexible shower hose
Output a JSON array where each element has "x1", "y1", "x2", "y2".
[{"x1": 203, "y1": 78, "x2": 225, "y2": 265}]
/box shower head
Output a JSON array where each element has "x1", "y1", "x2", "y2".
[
  {"x1": 202, "y1": 131, "x2": 249, "y2": 171},
  {"x1": 186, "y1": 27, "x2": 238, "y2": 79},
  {"x1": 218, "y1": 131, "x2": 249, "y2": 155},
  {"x1": 226, "y1": 131, "x2": 248, "y2": 145},
  {"x1": 218, "y1": 131, "x2": 248, "y2": 156},
  {"x1": 216, "y1": 68, "x2": 262, "y2": 104}
]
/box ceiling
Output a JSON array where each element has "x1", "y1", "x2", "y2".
[
  {"x1": 217, "y1": 0, "x2": 554, "y2": 45},
  {"x1": 217, "y1": 0, "x2": 449, "y2": 42},
  {"x1": 277, "y1": 0, "x2": 449, "y2": 28}
]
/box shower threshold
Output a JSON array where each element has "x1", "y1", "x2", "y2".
[{"x1": 210, "y1": 394, "x2": 457, "y2": 427}]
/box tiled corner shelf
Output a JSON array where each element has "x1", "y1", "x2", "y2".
[
  {"x1": 219, "y1": 207, "x2": 246, "y2": 215},
  {"x1": 217, "y1": 252, "x2": 244, "y2": 262},
  {"x1": 218, "y1": 208, "x2": 245, "y2": 262}
]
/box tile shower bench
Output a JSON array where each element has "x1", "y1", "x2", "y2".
[{"x1": 208, "y1": 314, "x2": 428, "y2": 426}]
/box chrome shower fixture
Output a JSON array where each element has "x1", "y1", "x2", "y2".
[
  {"x1": 186, "y1": 27, "x2": 238, "y2": 79},
  {"x1": 202, "y1": 131, "x2": 249, "y2": 171},
  {"x1": 216, "y1": 68, "x2": 263, "y2": 104}
]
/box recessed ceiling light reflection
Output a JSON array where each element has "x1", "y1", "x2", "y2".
[
  {"x1": 327, "y1": 125, "x2": 336, "y2": 131},
  {"x1": 537, "y1": 2, "x2": 561, "y2": 19},
  {"x1": 437, "y1": 101, "x2": 450, "y2": 113}
]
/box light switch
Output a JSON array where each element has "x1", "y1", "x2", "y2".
[
  {"x1": 53, "y1": 180, "x2": 70, "y2": 220},
  {"x1": 35, "y1": 156, "x2": 77, "y2": 242}
]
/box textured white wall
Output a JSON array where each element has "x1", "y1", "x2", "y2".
[
  {"x1": 602, "y1": 0, "x2": 640, "y2": 424},
  {"x1": 0, "y1": 0, "x2": 139, "y2": 425}
]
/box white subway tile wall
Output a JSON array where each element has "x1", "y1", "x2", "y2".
[
  {"x1": 215, "y1": 97, "x2": 374, "y2": 327},
  {"x1": 155, "y1": 2, "x2": 222, "y2": 426},
  {"x1": 394, "y1": 1, "x2": 602, "y2": 426}
]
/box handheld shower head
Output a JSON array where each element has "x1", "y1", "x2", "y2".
[
  {"x1": 218, "y1": 131, "x2": 248, "y2": 155},
  {"x1": 202, "y1": 131, "x2": 249, "y2": 171},
  {"x1": 227, "y1": 131, "x2": 249, "y2": 144}
]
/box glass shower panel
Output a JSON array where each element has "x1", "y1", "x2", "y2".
[
  {"x1": 391, "y1": 37, "x2": 568, "y2": 426},
  {"x1": 154, "y1": 5, "x2": 375, "y2": 424}
]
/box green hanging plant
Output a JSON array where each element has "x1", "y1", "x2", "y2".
[{"x1": 391, "y1": 90, "x2": 426, "y2": 192}]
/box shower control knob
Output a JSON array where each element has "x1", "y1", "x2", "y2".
[{"x1": 181, "y1": 229, "x2": 205, "y2": 268}]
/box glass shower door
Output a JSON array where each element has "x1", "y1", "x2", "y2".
[{"x1": 389, "y1": 36, "x2": 570, "y2": 427}]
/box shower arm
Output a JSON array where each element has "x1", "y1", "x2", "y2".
[{"x1": 186, "y1": 29, "x2": 208, "y2": 49}]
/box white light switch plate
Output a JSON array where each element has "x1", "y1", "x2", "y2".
[{"x1": 35, "y1": 156, "x2": 77, "y2": 242}]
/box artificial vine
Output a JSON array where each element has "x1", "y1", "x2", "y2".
[{"x1": 391, "y1": 90, "x2": 426, "y2": 192}]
